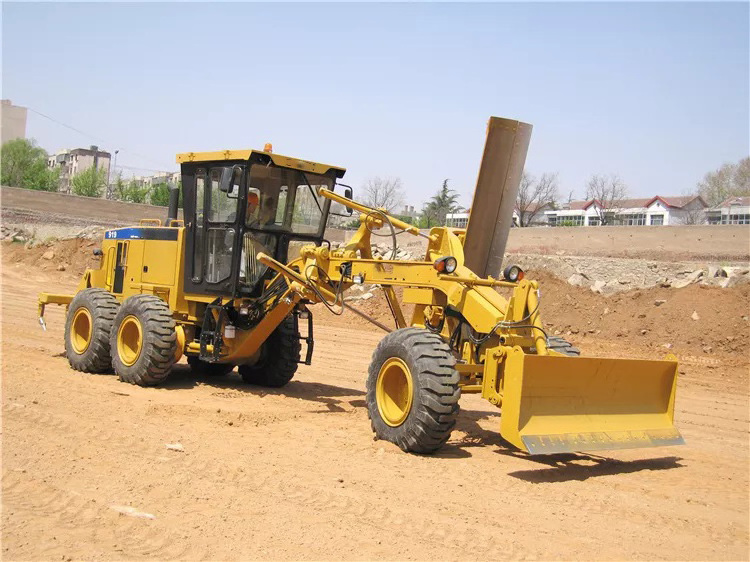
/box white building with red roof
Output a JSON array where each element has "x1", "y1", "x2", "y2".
[
  {"x1": 544, "y1": 195, "x2": 707, "y2": 226},
  {"x1": 706, "y1": 196, "x2": 750, "y2": 225}
]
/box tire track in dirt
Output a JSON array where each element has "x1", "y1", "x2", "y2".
[
  {"x1": 4, "y1": 400, "x2": 528, "y2": 559},
  {"x1": 2, "y1": 470, "x2": 203, "y2": 560},
  {"x1": 5, "y1": 371, "x2": 748, "y2": 559},
  {"x1": 18, "y1": 389, "x2": 733, "y2": 561}
]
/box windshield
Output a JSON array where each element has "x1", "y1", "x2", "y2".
[{"x1": 245, "y1": 164, "x2": 332, "y2": 235}]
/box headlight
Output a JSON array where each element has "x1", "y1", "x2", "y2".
[
  {"x1": 434, "y1": 256, "x2": 458, "y2": 274},
  {"x1": 503, "y1": 264, "x2": 524, "y2": 282}
]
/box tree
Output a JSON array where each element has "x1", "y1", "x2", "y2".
[
  {"x1": 113, "y1": 173, "x2": 127, "y2": 199},
  {"x1": 175, "y1": 181, "x2": 184, "y2": 208},
  {"x1": 25, "y1": 159, "x2": 60, "y2": 191},
  {"x1": 422, "y1": 179, "x2": 463, "y2": 227},
  {"x1": 516, "y1": 171, "x2": 559, "y2": 226},
  {"x1": 113, "y1": 174, "x2": 150, "y2": 203},
  {"x1": 363, "y1": 176, "x2": 405, "y2": 213},
  {"x1": 150, "y1": 182, "x2": 171, "y2": 206},
  {"x1": 585, "y1": 173, "x2": 628, "y2": 225},
  {"x1": 0, "y1": 138, "x2": 59, "y2": 191},
  {"x1": 735, "y1": 157, "x2": 750, "y2": 192},
  {"x1": 391, "y1": 213, "x2": 416, "y2": 226},
  {"x1": 72, "y1": 166, "x2": 107, "y2": 197},
  {"x1": 678, "y1": 204, "x2": 706, "y2": 225},
  {"x1": 418, "y1": 200, "x2": 438, "y2": 228},
  {"x1": 697, "y1": 157, "x2": 750, "y2": 207}
]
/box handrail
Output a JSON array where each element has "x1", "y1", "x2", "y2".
[
  {"x1": 318, "y1": 188, "x2": 432, "y2": 240},
  {"x1": 104, "y1": 246, "x2": 116, "y2": 291}
]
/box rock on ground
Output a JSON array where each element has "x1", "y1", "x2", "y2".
[{"x1": 510, "y1": 253, "x2": 750, "y2": 294}]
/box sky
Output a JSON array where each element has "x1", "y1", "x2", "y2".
[{"x1": 2, "y1": 2, "x2": 748, "y2": 209}]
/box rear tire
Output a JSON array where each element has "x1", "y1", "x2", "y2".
[
  {"x1": 110, "y1": 295, "x2": 177, "y2": 386},
  {"x1": 64, "y1": 288, "x2": 119, "y2": 373},
  {"x1": 188, "y1": 356, "x2": 235, "y2": 377},
  {"x1": 238, "y1": 315, "x2": 300, "y2": 388},
  {"x1": 366, "y1": 327, "x2": 460, "y2": 454},
  {"x1": 547, "y1": 336, "x2": 580, "y2": 356}
]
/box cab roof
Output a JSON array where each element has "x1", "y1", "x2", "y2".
[{"x1": 175, "y1": 149, "x2": 346, "y2": 178}]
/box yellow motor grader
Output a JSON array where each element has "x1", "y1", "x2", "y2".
[{"x1": 38, "y1": 147, "x2": 683, "y2": 455}]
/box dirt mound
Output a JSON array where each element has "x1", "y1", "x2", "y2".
[
  {"x1": 2, "y1": 239, "x2": 102, "y2": 277},
  {"x1": 525, "y1": 269, "x2": 749, "y2": 358}
]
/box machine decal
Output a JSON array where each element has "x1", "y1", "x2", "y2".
[{"x1": 105, "y1": 228, "x2": 179, "y2": 241}]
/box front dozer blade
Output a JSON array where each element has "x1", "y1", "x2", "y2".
[{"x1": 499, "y1": 348, "x2": 683, "y2": 455}]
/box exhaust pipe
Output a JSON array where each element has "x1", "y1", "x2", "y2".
[{"x1": 166, "y1": 185, "x2": 180, "y2": 224}]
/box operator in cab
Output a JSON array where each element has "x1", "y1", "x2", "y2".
[{"x1": 245, "y1": 189, "x2": 277, "y2": 229}]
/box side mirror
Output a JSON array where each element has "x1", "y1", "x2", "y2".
[
  {"x1": 219, "y1": 166, "x2": 242, "y2": 198},
  {"x1": 330, "y1": 183, "x2": 354, "y2": 217},
  {"x1": 219, "y1": 168, "x2": 233, "y2": 193}
]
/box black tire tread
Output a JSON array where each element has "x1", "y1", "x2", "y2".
[
  {"x1": 238, "y1": 315, "x2": 300, "y2": 388},
  {"x1": 64, "y1": 288, "x2": 119, "y2": 373},
  {"x1": 110, "y1": 295, "x2": 177, "y2": 386},
  {"x1": 366, "y1": 327, "x2": 460, "y2": 454},
  {"x1": 547, "y1": 336, "x2": 581, "y2": 357}
]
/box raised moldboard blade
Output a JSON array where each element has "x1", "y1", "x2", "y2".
[{"x1": 499, "y1": 348, "x2": 683, "y2": 455}]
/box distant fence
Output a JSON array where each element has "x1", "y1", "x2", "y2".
[
  {"x1": 504, "y1": 223, "x2": 749, "y2": 261},
  {"x1": 2, "y1": 186, "x2": 748, "y2": 260},
  {"x1": 1, "y1": 185, "x2": 182, "y2": 226}
]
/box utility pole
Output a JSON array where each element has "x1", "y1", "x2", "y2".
[{"x1": 108, "y1": 149, "x2": 119, "y2": 199}]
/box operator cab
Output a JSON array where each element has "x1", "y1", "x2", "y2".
[{"x1": 177, "y1": 148, "x2": 349, "y2": 298}]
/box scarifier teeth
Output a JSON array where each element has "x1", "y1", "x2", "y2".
[{"x1": 38, "y1": 317, "x2": 47, "y2": 331}]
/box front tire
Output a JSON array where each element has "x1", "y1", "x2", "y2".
[
  {"x1": 64, "y1": 288, "x2": 119, "y2": 373},
  {"x1": 110, "y1": 295, "x2": 177, "y2": 386},
  {"x1": 366, "y1": 327, "x2": 460, "y2": 454},
  {"x1": 238, "y1": 315, "x2": 300, "y2": 388}
]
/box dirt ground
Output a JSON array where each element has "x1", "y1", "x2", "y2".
[{"x1": 2, "y1": 240, "x2": 749, "y2": 561}]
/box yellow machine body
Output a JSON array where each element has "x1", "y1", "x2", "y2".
[
  {"x1": 89, "y1": 228, "x2": 188, "y2": 307},
  {"x1": 38, "y1": 226, "x2": 192, "y2": 318},
  {"x1": 38, "y1": 148, "x2": 683, "y2": 456},
  {"x1": 75, "y1": 225, "x2": 299, "y2": 363}
]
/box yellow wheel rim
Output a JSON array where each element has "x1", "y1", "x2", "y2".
[
  {"x1": 70, "y1": 308, "x2": 93, "y2": 354},
  {"x1": 376, "y1": 357, "x2": 414, "y2": 427},
  {"x1": 117, "y1": 315, "x2": 143, "y2": 366}
]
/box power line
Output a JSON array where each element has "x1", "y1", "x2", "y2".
[
  {"x1": 115, "y1": 164, "x2": 176, "y2": 174},
  {"x1": 27, "y1": 107, "x2": 174, "y2": 171}
]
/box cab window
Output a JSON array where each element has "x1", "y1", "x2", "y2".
[
  {"x1": 192, "y1": 168, "x2": 206, "y2": 282},
  {"x1": 246, "y1": 163, "x2": 332, "y2": 235},
  {"x1": 208, "y1": 168, "x2": 238, "y2": 223},
  {"x1": 291, "y1": 183, "x2": 325, "y2": 234}
]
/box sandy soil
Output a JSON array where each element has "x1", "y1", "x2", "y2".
[{"x1": 2, "y1": 242, "x2": 749, "y2": 560}]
